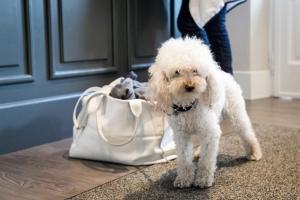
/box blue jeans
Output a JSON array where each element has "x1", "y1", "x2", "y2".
[{"x1": 177, "y1": 0, "x2": 233, "y2": 74}]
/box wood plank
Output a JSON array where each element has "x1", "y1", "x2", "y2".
[
  {"x1": 246, "y1": 98, "x2": 300, "y2": 128},
  {"x1": 0, "y1": 139, "x2": 141, "y2": 200}
]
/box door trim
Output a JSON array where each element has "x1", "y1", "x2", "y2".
[{"x1": 270, "y1": 0, "x2": 300, "y2": 97}]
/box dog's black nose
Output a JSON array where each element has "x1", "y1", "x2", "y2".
[{"x1": 185, "y1": 85, "x2": 194, "y2": 92}]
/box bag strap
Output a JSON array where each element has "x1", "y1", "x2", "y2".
[
  {"x1": 73, "y1": 87, "x2": 106, "y2": 130},
  {"x1": 73, "y1": 86, "x2": 143, "y2": 147},
  {"x1": 96, "y1": 98, "x2": 142, "y2": 146}
]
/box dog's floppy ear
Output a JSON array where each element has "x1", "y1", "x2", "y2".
[
  {"x1": 204, "y1": 75, "x2": 212, "y2": 108},
  {"x1": 148, "y1": 64, "x2": 170, "y2": 111},
  {"x1": 203, "y1": 71, "x2": 220, "y2": 108}
]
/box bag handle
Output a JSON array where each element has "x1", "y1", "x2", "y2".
[
  {"x1": 73, "y1": 87, "x2": 106, "y2": 130},
  {"x1": 96, "y1": 97, "x2": 142, "y2": 146},
  {"x1": 73, "y1": 86, "x2": 143, "y2": 146}
]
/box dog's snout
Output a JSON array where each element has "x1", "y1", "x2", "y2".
[{"x1": 185, "y1": 85, "x2": 195, "y2": 92}]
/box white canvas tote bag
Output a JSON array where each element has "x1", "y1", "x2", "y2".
[{"x1": 69, "y1": 79, "x2": 176, "y2": 165}]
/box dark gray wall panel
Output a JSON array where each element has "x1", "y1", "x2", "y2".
[
  {"x1": 60, "y1": 0, "x2": 111, "y2": 62},
  {"x1": 134, "y1": 0, "x2": 169, "y2": 57},
  {"x1": 0, "y1": 0, "x2": 33, "y2": 84},
  {"x1": 0, "y1": 1, "x2": 21, "y2": 67},
  {"x1": 127, "y1": 0, "x2": 172, "y2": 70},
  {"x1": 47, "y1": 0, "x2": 117, "y2": 79}
]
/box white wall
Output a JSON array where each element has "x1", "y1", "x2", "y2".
[
  {"x1": 226, "y1": 0, "x2": 271, "y2": 99},
  {"x1": 250, "y1": 0, "x2": 269, "y2": 71},
  {"x1": 271, "y1": 0, "x2": 300, "y2": 98},
  {"x1": 227, "y1": 1, "x2": 250, "y2": 71}
]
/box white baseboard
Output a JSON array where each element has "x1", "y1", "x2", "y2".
[{"x1": 233, "y1": 70, "x2": 272, "y2": 99}]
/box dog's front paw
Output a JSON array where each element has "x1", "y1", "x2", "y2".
[
  {"x1": 248, "y1": 151, "x2": 262, "y2": 161},
  {"x1": 174, "y1": 176, "x2": 193, "y2": 188},
  {"x1": 247, "y1": 146, "x2": 262, "y2": 161},
  {"x1": 194, "y1": 169, "x2": 214, "y2": 189},
  {"x1": 174, "y1": 163, "x2": 195, "y2": 188},
  {"x1": 193, "y1": 176, "x2": 214, "y2": 189}
]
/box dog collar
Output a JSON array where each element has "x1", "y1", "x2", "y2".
[{"x1": 171, "y1": 100, "x2": 197, "y2": 115}]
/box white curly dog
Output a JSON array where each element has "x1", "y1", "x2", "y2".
[{"x1": 148, "y1": 37, "x2": 262, "y2": 188}]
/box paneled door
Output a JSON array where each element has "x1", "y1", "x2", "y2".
[
  {"x1": 0, "y1": 0, "x2": 176, "y2": 154},
  {"x1": 272, "y1": 0, "x2": 300, "y2": 98},
  {"x1": 0, "y1": 0, "x2": 127, "y2": 154}
]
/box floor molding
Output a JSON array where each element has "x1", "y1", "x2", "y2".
[
  {"x1": 0, "y1": 93, "x2": 81, "y2": 109},
  {"x1": 0, "y1": 95, "x2": 79, "y2": 154}
]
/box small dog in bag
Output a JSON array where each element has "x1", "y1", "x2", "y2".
[
  {"x1": 109, "y1": 71, "x2": 148, "y2": 100},
  {"x1": 148, "y1": 37, "x2": 262, "y2": 188}
]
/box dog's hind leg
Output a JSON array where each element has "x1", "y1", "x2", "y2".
[{"x1": 226, "y1": 97, "x2": 262, "y2": 161}]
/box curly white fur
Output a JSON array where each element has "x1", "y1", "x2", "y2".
[{"x1": 149, "y1": 37, "x2": 262, "y2": 188}]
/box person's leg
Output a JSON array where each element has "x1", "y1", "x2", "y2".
[
  {"x1": 204, "y1": 6, "x2": 233, "y2": 74},
  {"x1": 177, "y1": 0, "x2": 209, "y2": 44}
]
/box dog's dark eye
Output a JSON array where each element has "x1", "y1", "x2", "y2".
[
  {"x1": 193, "y1": 69, "x2": 198, "y2": 74},
  {"x1": 175, "y1": 70, "x2": 180, "y2": 75}
]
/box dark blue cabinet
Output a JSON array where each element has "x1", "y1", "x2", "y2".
[{"x1": 0, "y1": 0, "x2": 180, "y2": 154}]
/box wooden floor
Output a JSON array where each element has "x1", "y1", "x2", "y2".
[
  {"x1": 0, "y1": 97, "x2": 299, "y2": 200},
  {"x1": 246, "y1": 98, "x2": 300, "y2": 128}
]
